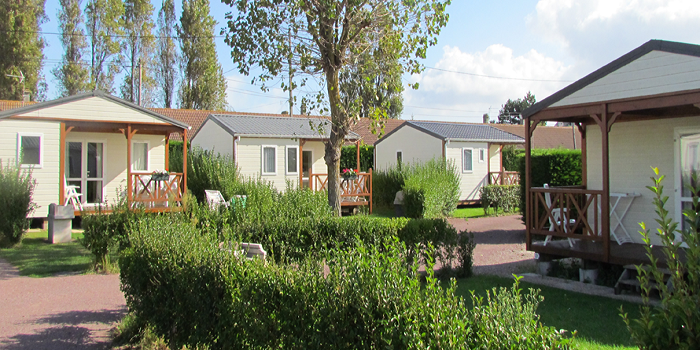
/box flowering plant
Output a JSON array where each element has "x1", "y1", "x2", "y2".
[{"x1": 342, "y1": 168, "x2": 358, "y2": 179}]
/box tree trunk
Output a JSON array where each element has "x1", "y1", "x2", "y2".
[{"x1": 324, "y1": 67, "x2": 346, "y2": 216}]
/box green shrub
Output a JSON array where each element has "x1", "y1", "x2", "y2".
[
  {"x1": 372, "y1": 166, "x2": 405, "y2": 207},
  {"x1": 501, "y1": 145, "x2": 523, "y2": 171},
  {"x1": 401, "y1": 158, "x2": 460, "y2": 218},
  {"x1": 398, "y1": 218, "x2": 458, "y2": 270},
  {"x1": 517, "y1": 148, "x2": 582, "y2": 215},
  {"x1": 621, "y1": 168, "x2": 700, "y2": 349},
  {"x1": 480, "y1": 185, "x2": 519, "y2": 215},
  {"x1": 168, "y1": 140, "x2": 186, "y2": 173},
  {"x1": 456, "y1": 231, "x2": 476, "y2": 278},
  {"x1": 186, "y1": 147, "x2": 241, "y2": 203},
  {"x1": 0, "y1": 160, "x2": 37, "y2": 247},
  {"x1": 340, "y1": 144, "x2": 373, "y2": 172}
]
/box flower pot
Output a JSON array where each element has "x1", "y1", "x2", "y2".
[
  {"x1": 579, "y1": 268, "x2": 598, "y2": 283},
  {"x1": 152, "y1": 173, "x2": 170, "y2": 181},
  {"x1": 343, "y1": 175, "x2": 357, "y2": 181}
]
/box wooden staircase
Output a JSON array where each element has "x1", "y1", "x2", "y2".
[{"x1": 614, "y1": 264, "x2": 673, "y2": 295}]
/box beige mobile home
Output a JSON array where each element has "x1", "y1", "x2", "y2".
[
  {"x1": 523, "y1": 39, "x2": 700, "y2": 266},
  {"x1": 0, "y1": 91, "x2": 190, "y2": 219},
  {"x1": 374, "y1": 121, "x2": 524, "y2": 203}
]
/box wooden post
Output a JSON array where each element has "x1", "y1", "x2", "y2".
[
  {"x1": 600, "y1": 105, "x2": 611, "y2": 263},
  {"x1": 369, "y1": 168, "x2": 373, "y2": 214},
  {"x1": 525, "y1": 120, "x2": 532, "y2": 250},
  {"x1": 126, "y1": 124, "x2": 133, "y2": 205},
  {"x1": 182, "y1": 129, "x2": 188, "y2": 196},
  {"x1": 164, "y1": 135, "x2": 170, "y2": 172},
  {"x1": 579, "y1": 124, "x2": 587, "y2": 188},
  {"x1": 356, "y1": 140, "x2": 361, "y2": 171},
  {"x1": 58, "y1": 123, "x2": 73, "y2": 206},
  {"x1": 299, "y1": 139, "x2": 304, "y2": 188}
]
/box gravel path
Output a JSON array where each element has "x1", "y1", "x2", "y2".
[{"x1": 0, "y1": 259, "x2": 126, "y2": 350}]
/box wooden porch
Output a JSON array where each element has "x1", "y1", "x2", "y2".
[
  {"x1": 489, "y1": 171, "x2": 520, "y2": 185},
  {"x1": 309, "y1": 170, "x2": 373, "y2": 213}
]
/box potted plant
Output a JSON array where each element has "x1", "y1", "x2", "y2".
[
  {"x1": 151, "y1": 170, "x2": 170, "y2": 181},
  {"x1": 342, "y1": 168, "x2": 358, "y2": 180}
]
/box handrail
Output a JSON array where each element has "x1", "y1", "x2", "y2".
[
  {"x1": 529, "y1": 186, "x2": 602, "y2": 241},
  {"x1": 130, "y1": 172, "x2": 184, "y2": 207},
  {"x1": 309, "y1": 170, "x2": 373, "y2": 213}
]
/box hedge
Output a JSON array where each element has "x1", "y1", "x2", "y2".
[
  {"x1": 480, "y1": 185, "x2": 519, "y2": 215},
  {"x1": 517, "y1": 149, "x2": 582, "y2": 215},
  {"x1": 340, "y1": 144, "x2": 373, "y2": 172}
]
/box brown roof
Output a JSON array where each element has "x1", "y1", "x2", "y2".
[
  {"x1": 491, "y1": 124, "x2": 582, "y2": 149},
  {"x1": 350, "y1": 118, "x2": 406, "y2": 145},
  {"x1": 0, "y1": 100, "x2": 37, "y2": 111}
]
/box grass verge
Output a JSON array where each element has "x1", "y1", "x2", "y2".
[
  {"x1": 451, "y1": 206, "x2": 520, "y2": 219},
  {"x1": 455, "y1": 275, "x2": 639, "y2": 350}
]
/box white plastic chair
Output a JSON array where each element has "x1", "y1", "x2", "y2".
[
  {"x1": 205, "y1": 190, "x2": 229, "y2": 210},
  {"x1": 64, "y1": 179, "x2": 83, "y2": 211},
  {"x1": 543, "y1": 184, "x2": 575, "y2": 247}
]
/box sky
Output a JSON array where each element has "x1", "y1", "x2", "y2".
[{"x1": 38, "y1": 0, "x2": 700, "y2": 123}]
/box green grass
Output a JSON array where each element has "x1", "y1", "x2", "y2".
[
  {"x1": 454, "y1": 275, "x2": 639, "y2": 349},
  {"x1": 451, "y1": 206, "x2": 521, "y2": 219},
  {"x1": 0, "y1": 230, "x2": 100, "y2": 277},
  {"x1": 367, "y1": 206, "x2": 395, "y2": 218}
]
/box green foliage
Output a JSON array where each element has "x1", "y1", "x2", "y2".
[
  {"x1": 53, "y1": 0, "x2": 90, "y2": 97},
  {"x1": 502, "y1": 145, "x2": 522, "y2": 171},
  {"x1": 372, "y1": 166, "x2": 405, "y2": 207},
  {"x1": 340, "y1": 144, "x2": 374, "y2": 172},
  {"x1": 456, "y1": 231, "x2": 476, "y2": 278},
  {"x1": 156, "y1": 0, "x2": 178, "y2": 108},
  {"x1": 168, "y1": 140, "x2": 185, "y2": 172},
  {"x1": 517, "y1": 148, "x2": 582, "y2": 214},
  {"x1": 402, "y1": 159, "x2": 461, "y2": 218},
  {"x1": 0, "y1": 161, "x2": 37, "y2": 247},
  {"x1": 621, "y1": 168, "x2": 700, "y2": 349},
  {"x1": 85, "y1": 0, "x2": 124, "y2": 91},
  {"x1": 0, "y1": 0, "x2": 46, "y2": 101},
  {"x1": 497, "y1": 91, "x2": 536, "y2": 125},
  {"x1": 185, "y1": 147, "x2": 240, "y2": 203},
  {"x1": 120, "y1": 0, "x2": 156, "y2": 104},
  {"x1": 178, "y1": 0, "x2": 227, "y2": 110},
  {"x1": 480, "y1": 185, "x2": 520, "y2": 215}
]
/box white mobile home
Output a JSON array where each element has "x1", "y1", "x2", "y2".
[
  {"x1": 374, "y1": 121, "x2": 524, "y2": 203},
  {"x1": 0, "y1": 91, "x2": 190, "y2": 218}
]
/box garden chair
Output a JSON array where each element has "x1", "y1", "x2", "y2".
[
  {"x1": 543, "y1": 184, "x2": 576, "y2": 247},
  {"x1": 64, "y1": 178, "x2": 83, "y2": 211},
  {"x1": 205, "y1": 189, "x2": 229, "y2": 210},
  {"x1": 219, "y1": 241, "x2": 267, "y2": 260}
]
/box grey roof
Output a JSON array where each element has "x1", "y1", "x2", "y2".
[
  {"x1": 0, "y1": 90, "x2": 190, "y2": 129},
  {"x1": 382, "y1": 121, "x2": 523, "y2": 143},
  {"x1": 205, "y1": 114, "x2": 361, "y2": 140}
]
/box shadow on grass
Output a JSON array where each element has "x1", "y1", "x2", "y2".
[
  {"x1": 453, "y1": 275, "x2": 640, "y2": 349},
  {"x1": 0, "y1": 234, "x2": 94, "y2": 278}
]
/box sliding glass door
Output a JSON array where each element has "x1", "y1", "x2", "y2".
[{"x1": 66, "y1": 141, "x2": 105, "y2": 204}]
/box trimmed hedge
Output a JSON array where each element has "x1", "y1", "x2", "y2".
[
  {"x1": 480, "y1": 185, "x2": 519, "y2": 215},
  {"x1": 340, "y1": 144, "x2": 373, "y2": 172},
  {"x1": 120, "y1": 216, "x2": 572, "y2": 350},
  {"x1": 517, "y1": 149, "x2": 582, "y2": 214}
]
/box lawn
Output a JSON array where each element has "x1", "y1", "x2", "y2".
[
  {"x1": 0, "y1": 230, "x2": 97, "y2": 277},
  {"x1": 455, "y1": 275, "x2": 640, "y2": 350}
]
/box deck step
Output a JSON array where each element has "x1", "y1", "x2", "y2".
[{"x1": 614, "y1": 264, "x2": 673, "y2": 295}]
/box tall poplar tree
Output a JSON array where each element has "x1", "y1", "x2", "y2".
[
  {"x1": 53, "y1": 0, "x2": 89, "y2": 97},
  {"x1": 0, "y1": 0, "x2": 46, "y2": 100},
  {"x1": 120, "y1": 0, "x2": 155, "y2": 105},
  {"x1": 178, "y1": 0, "x2": 227, "y2": 110},
  {"x1": 85, "y1": 0, "x2": 123, "y2": 92},
  {"x1": 156, "y1": 0, "x2": 178, "y2": 108}
]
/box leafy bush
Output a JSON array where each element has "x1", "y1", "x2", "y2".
[
  {"x1": 372, "y1": 166, "x2": 405, "y2": 207},
  {"x1": 0, "y1": 160, "x2": 37, "y2": 247},
  {"x1": 456, "y1": 231, "x2": 476, "y2": 278},
  {"x1": 398, "y1": 218, "x2": 458, "y2": 271},
  {"x1": 621, "y1": 168, "x2": 700, "y2": 349},
  {"x1": 121, "y1": 218, "x2": 570, "y2": 350},
  {"x1": 340, "y1": 143, "x2": 373, "y2": 172},
  {"x1": 400, "y1": 158, "x2": 460, "y2": 218},
  {"x1": 168, "y1": 140, "x2": 186, "y2": 173},
  {"x1": 480, "y1": 184, "x2": 519, "y2": 215},
  {"x1": 517, "y1": 148, "x2": 582, "y2": 215},
  {"x1": 186, "y1": 147, "x2": 241, "y2": 203},
  {"x1": 501, "y1": 144, "x2": 522, "y2": 171}
]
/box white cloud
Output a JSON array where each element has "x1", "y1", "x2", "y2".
[{"x1": 403, "y1": 45, "x2": 572, "y2": 122}]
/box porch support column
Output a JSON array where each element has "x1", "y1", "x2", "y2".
[
  {"x1": 299, "y1": 139, "x2": 304, "y2": 188},
  {"x1": 577, "y1": 123, "x2": 587, "y2": 188},
  {"x1": 164, "y1": 134, "x2": 170, "y2": 172},
  {"x1": 599, "y1": 105, "x2": 611, "y2": 263},
  {"x1": 59, "y1": 123, "x2": 74, "y2": 206},
  {"x1": 525, "y1": 120, "x2": 532, "y2": 250},
  {"x1": 182, "y1": 129, "x2": 188, "y2": 196},
  {"x1": 487, "y1": 143, "x2": 491, "y2": 184},
  {"x1": 356, "y1": 140, "x2": 361, "y2": 172}
]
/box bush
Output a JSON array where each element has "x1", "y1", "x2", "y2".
[
  {"x1": 186, "y1": 147, "x2": 241, "y2": 203},
  {"x1": 0, "y1": 160, "x2": 37, "y2": 247},
  {"x1": 480, "y1": 185, "x2": 519, "y2": 215},
  {"x1": 517, "y1": 148, "x2": 582, "y2": 215},
  {"x1": 456, "y1": 231, "x2": 476, "y2": 278},
  {"x1": 621, "y1": 168, "x2": 700, "y2": 348},
  {"x1": 501, "y1": 145, "x2": 522, "y2": 171},
  {"x1": 340, "y1": 143, "x2": 373, "y2": 172},
  {"x1": 372, "y1": 166, "x2": 404, "y2": 207},
  {"x1": 168, "y1": 140, "x2": 186, "y2": 173}
]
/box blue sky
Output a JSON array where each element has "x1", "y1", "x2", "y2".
[{"x1": 39, "y1": 0, "x2": 700, "y2": 122}]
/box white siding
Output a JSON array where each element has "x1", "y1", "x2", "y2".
[
  {"x1": 586, "y1": 115, "x2": 700, "y2": 245},
  {"x1": 237, "y1": 137, "x2": 304, "y2": 191},
  {"x1": 0, "y1": 119, "x2": 60, "y2": 217},
  {"x1": 191, "y1": 119, "x2": 234, "y2": 158},
  {"x1": 17, "y1": 97, "x2": 170, "y2": 124},
  {"x1": 374, "y1": 126, "x2": 442, "y2": 170},
  {"x1": 553, "y1": 51, "x2": 700, "y2": 107},
  {"x1": 445, "y1": 141, "x2": 490, "y2": 201},
  {"x1": 302, "y1": 140, "x2": 328, "y2": 175},
  {"x1": 489, "y1": 144, "x2": 502, "y2": 172}
]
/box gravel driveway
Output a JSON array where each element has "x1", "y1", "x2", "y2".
[{"x1": 0, "y1": 260, "x2": 126, "y2": 350}]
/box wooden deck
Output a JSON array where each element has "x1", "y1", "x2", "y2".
[
  {"x1": 310, "y1": 170, "x2": 373, "y2": 213},
  {"x1": 531, "y1": 238, "x2": 685, "y2": 267}
]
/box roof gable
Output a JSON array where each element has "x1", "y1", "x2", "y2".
[{"x1": 524, "y1": 40, "x2": 700, "y2": 118}]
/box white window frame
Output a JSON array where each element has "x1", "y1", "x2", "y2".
[
  {"x1": 462, "y1": 147, "x2": 473, "y2": 173},
  {"x1": 675, "y1": 127, "x2": 700, "y2": 240},
  {"x1": 131, "y1": 141, "x2": 150, "y2": 172},
  {"x1": 396, "y1": 150, "x2": 403, "y2": 166},
  {"x1": 261, "y1": 145, "x2": 277, "y2": 176},
  {"x1": 285, "y1": 145, "x2": 299, "y2": 175},
  {"x1": 17, "y1": 132, "x2": 44, "y2": 168},
  {"x1": 478, "y1": 148, "x2": 486, "y2": 163}
]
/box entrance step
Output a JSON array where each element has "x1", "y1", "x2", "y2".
[{"x1": 614, "y1": 264, "x2": 673, "y2": 295}]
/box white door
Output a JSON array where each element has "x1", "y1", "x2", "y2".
[
  {"x1": 66, "y1": 141, "x2": 105, "y2": 204},
  {"x1": 676, "y1": 131, "x2": 700, "y2": 236}
]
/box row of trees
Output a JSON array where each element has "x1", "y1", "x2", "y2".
[{"x1": 0, "y1": 0, "x2": 226, "y2": 110}]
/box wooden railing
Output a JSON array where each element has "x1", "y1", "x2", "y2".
[
  {"x1": 131, "y1": 172, "x2": 184, "y2": 208},
  {"x1": 489, "y1": 171, "x2": 520, "y2": 185},
  {"x1": 309, "y1": 169, "x2": 372, "y2": 213},
  {"x1": 529, "y1": 186, "x2": 602, "y2": 241}
]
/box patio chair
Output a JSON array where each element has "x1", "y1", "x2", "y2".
[
  {"x1": 543, "y1": 184, "x2": 576, "y2": 247},
  {"x1": 205, "y1": 189, "x2": 229, "y2": 210},
  {"x1": 219, "y1": 241, "x2": 267, "y2": 260},
  {"x1": 64, "y1": 179, "x2": 83, "y2": 211}
]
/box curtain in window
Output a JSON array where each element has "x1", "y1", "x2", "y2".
[
  {"x1": 264, "y1": 147, "x2": 275, "y2": 173},
  {"x1": 463, "y1": 149, "x2": 473, "y2": 171},
  {"x1": 132, "y1": 142, "x2": 148, "y2": 171}
]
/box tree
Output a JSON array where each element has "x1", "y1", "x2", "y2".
[
  {"x1": 120, "y1": 0, "x2": 155, "y2": 105},
  {"x1": 53, "y1": 0, "x2": 90, "y2": 97},
  {"x1": 156, "y1": 0, "x2": 178, "y2": 108},
  {"x1": 223, "y1": 0, "x2": 450, "y2": 215},
  {"x1": 85, "y1": 0, "x2": 124, "y2": 92},
  {"x1": 0, "y1": 0, "x2": 46, "y2": 101},
  {"x1": 178, "y1": 0, "x2": 227, "y2": 110},
  {"x1": 497, "y1": 91, "x2": 536, "y2": 125}
]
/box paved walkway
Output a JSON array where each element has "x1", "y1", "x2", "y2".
[{"x1": 0, "y1": 259, "x2": 126, "y2": 350}]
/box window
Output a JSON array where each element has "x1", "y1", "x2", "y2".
[
  {"x1": 262, "y1": 146, "x2": 277, "y2": 175},
  {"x1": 17, "y1": 133, "x2": 43, "y2": 168},
  {"x1": 679, "y1": 131, "x2": 700, "y2": 232},
  {"x1": 479, "y1": 148, "x2": 486, "y2": 163},
  {"x1": 396, "y1": 151, "x2": 403, "y2": 167},
  {"x1": 286, "y1": 146, "x2": 298, "y2": 175},
  {"x1": 462, "y1": 148, "x2": 473, "y2": 172},
  {"x1": 132, "y1": 142, "x2": 148, "y2": 171}
]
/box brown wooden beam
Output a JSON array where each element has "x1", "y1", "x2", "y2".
[
  {"x1": 299, "y1": 138, "x2": 304, "y2": 188},
  {"x1": 580, "y1": 126, "x2": 587, "y2": 188},
  {"x1": 600, "y1": 105, "x2": 611, "y2": 263},
  {"x1": 182, "y1": 129, "x2": 188, "y2": 196},
  {"x1": 525, "y1": 120, "x2": 532, "y2": 251},
  {"x1": 356, "y1": 140, "x2": 361, "y2": 171},
  {"x1": 58, "y1": 123, "x2": 74, "y2": 206},
  {"x1": 607, "y1": 112, "x2": 621, "y2": 132},
  {"x1": 165, "y1": 135, "x2": 170, "y2": 172},
  {"x1": 126, "y1": 125, "x2": 133, "y2": 205}
]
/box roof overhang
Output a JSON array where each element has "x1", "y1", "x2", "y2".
[{"x1": 197, "y1": 114, "x2": 361, "y2": 141}]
